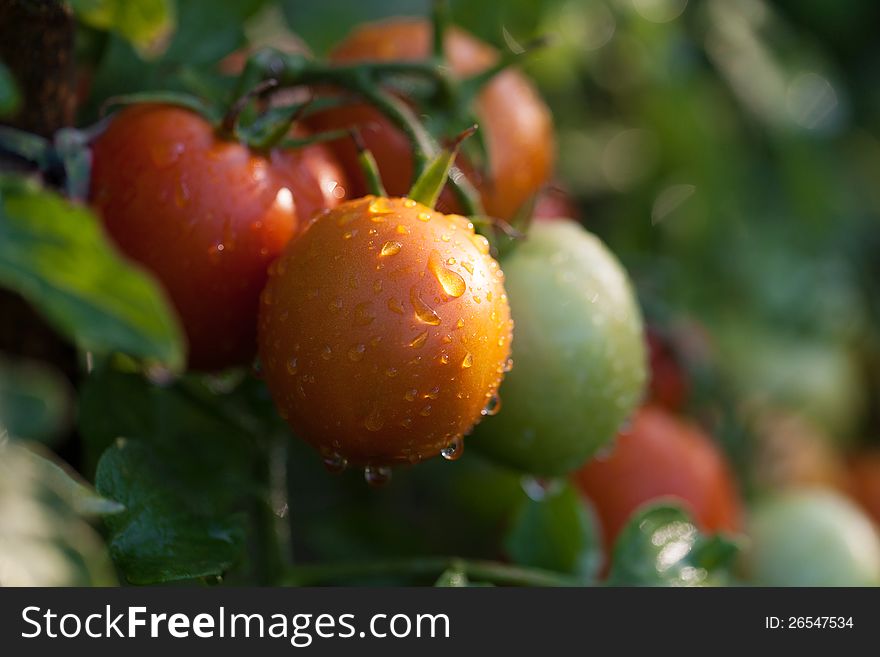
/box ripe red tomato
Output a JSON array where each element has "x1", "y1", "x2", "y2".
[
  {"x1": 258, "y1": 196, "x2": 512, "y2": 469},
  {"x1": 847, "y1": 451, "x2": 880, "y2": 527},
  {"x1": 90, "y1": 104, "x2": 347, "y2": 370},
  {"x1": 309, "y1": 18, "x2": 554, "y2": 221},
  {"x1": 645, "y1": 326, "x2": 689, "y2": 411},
  {"x1": 574, "y1": 405, "x2": 743, "y2": 555}
]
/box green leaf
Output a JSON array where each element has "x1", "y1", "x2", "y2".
[
  {"x1": 70, "y1": 0, "x2": 176, "y2": 57},
  {"x1": 0, "y1": 62, "x2": 21, "y2": 118},
  {"x1": 605, "y1": 503, "x2": 741, "y2": 587},
  {"x1": 82, "y1": 364, "x2": 264, "y2": 584},
  {"x1": 96, "y1": 438, "x2": 247, "y2": 584},
  {"x1": 504, "y1": 482, "x2": 601, "y2": 582},
  {"x1": 0, "y1": 176, "x2": 185, "y2": 369},
  {"x1": 0, "y1": 356, "x2": 71, "y2": 444},
  {"x1": 0, "y1": 440, "x2": 117, "y2": 586}
]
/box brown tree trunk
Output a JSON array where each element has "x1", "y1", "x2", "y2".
[{"x1": 0, "y1": 0, "x2": 77, "y2": 137}]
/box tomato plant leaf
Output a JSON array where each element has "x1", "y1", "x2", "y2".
[
  {"x1": 605, "y1": 503, "x2": 741, "y2": 587},
  {"x1": 0, "y1": 356, "x2": 71, "y2": 444},
  {"x1": 95, "y1": 438, "x2": 248, "y2": 584},
  {"x1": 0, "y1": 176, "x2": 185, "y2": 369},
  {"x1": 504, "y1": 482, "x2": 601, "y2": 582},
  {"x1": 70, "y1": 0, "x2": 175, "y2": 57},
  {"x1": 0, "y1": 440, "x2": 117, "y2": 586}
]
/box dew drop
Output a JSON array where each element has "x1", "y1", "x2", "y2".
[
  {"x1": 404, "y1": 389, "x2": 418, "y2": 402},
  {"x1": 428, "y1": 250, "x2": 466, "y2": 298},
  {"x1": 286, "y1": 357, "x2": 298, "y2": 375},
  {"x1": 380, "y1": 241, "x2": 402, "y2": 257},
  {"x1": 408, "y1": 330, "x2": 429, "y2": 348},
  {"x1": 417, "y1": 211, "x2": 432, "y2": 222},
  {"x1": 481, "y1": 393, "x2": 501, "y2": 416},
  {"x1": 150, "y1": 142, "x2": 184, "y2": 167},
  {"x1": 441, "y1": 437, "x2": 463, "y2": 461},
  {"x1": 353, "y1": 301, "x2": 375, "y2": 326},
  {"x1": 403, "y1": 198, "x2": 417, "y2": 208},
  {"x1": 504, "y1": 358, "x2": 514, "y2": 373},
  {"x1": 446, "y1": 257, "x2": 456, "y2": 265},
  {"x1": 321, "y1": 345, "x2": 333, "y2": 360},
  {"x1": 348, "y1": 344, "x2": 366, "y2": 362},
  {"x1": 342, "y1": 229, "x2": 356, "y2": 240},
  {"x1": 373, "y1": 279, "x2": 383, "y2": 293},
  {"x1": 420, "y1": 405, "x2": 432, "y2": 417},
  {"x1": 410, "y1": 287, "x2": 441, "y2": 325},
  {"x1": 473, "y1": 234, "x2": 491, "y2": 254},
  {"x1": 385, "y1": 367, "x2": 398, "y2": 377},
  {"x1": 456, "y1": 318, "x2": 465, "y2": 329},
  {"x1": 400, "y1": 417, "x2": 413, "y2": 428},
  {"x1": 396, "y1": 224, "x2": 410, "y2": 235},
  {"x1": 439, "y1": 352, "x2": 450, "y2": 364},
  {"x1": 328, "y1": 298, "x2": 343, "y2": 313},
  {"x1": 462, "y1": 261, "x2": 474, "y2": 275},
  {"x1": 424, "y1": 385, "x2": 440, "y2": 400},
  {"x1": 364, "y1": 407, "x2": 384, "y2": 432},
  {"x1": 387, "y1": 298, "x2": 404, "y2": 315},
  {"x1": 368, "y1": 197, "x2": 394, "y2": 216},
  {"x1": 364, "y1": 465, "x2": 392, "y2": 487},
  {"x1": 323, "y1": 453, "x2": 348, "y2": 474},
  {"x1": 461, "y1": 352, "x2": 474, "y2": 369},
  {"x1": 174, "y1": 179, "x2": 190, "y2": 207}
]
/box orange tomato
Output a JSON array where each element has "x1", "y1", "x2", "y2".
[{"x1": 258, "y1": 196, "x2": 513, "y2": 468}]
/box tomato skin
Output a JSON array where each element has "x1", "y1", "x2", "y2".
[
  {"x1": 645, "y1": 326, "x2": 689, "y2": 411},
  {"x1": 310, "y1": 18, "x2": 554, "y2": 221},
  {"x1": 574, "y1": 405, "x2": 743, "y2": 555},
  {"x1": 89, "y1": 104, "x2": 347, "y2": 370},
  {"x1": 747, "y1": 488, "x2": 880, "y2": 586},
  {"x1": 257, "y1": 196, "x2": 512, "y2": 466},
  {"x1": 470, "y1": 220, "x2": 646, "y2": 476}
]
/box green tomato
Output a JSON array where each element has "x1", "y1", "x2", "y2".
[
  {"x1": 747, "y1": 488, "x2": 880, "y2": 587},
  {"x1": 470, "y1": 220, "x2": 646, "y2": 476}
]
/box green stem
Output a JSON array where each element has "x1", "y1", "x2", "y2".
[
  {"x1": 283, "y1": 557, "x2": 583, "y2": 587},
  {"x1": 241, "y1": 50, "x2": 482, "y2": 210}
]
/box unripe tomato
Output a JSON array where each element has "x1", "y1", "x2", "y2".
[
  {"x1": 310, "y1": 18, "x2": 554, "y2": 221},
  {"x1": 90, "y1": 104, "x2": 347, "y2": 370},
  {"x1": 258, "y1": 196, "x2": 512, "y2": 468},
  {"x1": 470, "y1": 220, "x2": 646, "y2": 476},
  {"x1": 746, "y1": 488, "x2": 880, "y2": 586},
  {"x1": 847, "y1": 451, "x2": 880, "y2": 527},
  {"x1": 574, "y1": 405, "x2": 743, "y2": 555}
]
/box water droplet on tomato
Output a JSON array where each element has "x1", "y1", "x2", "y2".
[
  {"x1": 321, "y1": 345, "x2": 333, "y2": 360},
  {"x1": 364, "y1": 407, "x2": 384, "y2": 432},
  {"x1": 323, "y1": 452, "x2": 348, "y2": 474},
  {"x1": 348, "y1": 344, "x2": 366, "y2": 362},
  {"x1": 150, "y1": 142, "x2": 184, "y2": 167},
  {"x1": 404, "y1": 389, "x2": 417, "y2": 402},
  {"x1": 408, "y1": 330, "x2": 429, "y2": 349},
  {"x1": 387, "y1": 298, "x2": 404, "y2": 315},
  {"x1": 368, "y1": 197, "x2": 394, "y2": 216},
  {"x1": 380, "y1": 241, "x2": 402, "y2": 257},
  {"x1": 441, "y1": 437, "x2": 463, "y2": 461},
  {"x1": 428, "y1": 250, "x2": 466, "y2": 298},
  {"x1": 410, "y1": 287, "x2": 441, "y2": 325},
  {"x1": 286, "y1": 357, "x2": 298, "y2": 375},
  {"x1": 353, "y1": 301, "x2": 375, "y2": 326},
  {"x1": 424, "y1": 386, "x2": 440, "y2": 400},
  {"x1": 461, "y1": 352, "x2": 474, "y2": 369},
  {"x1": 481, "y1": 394, "x2": 501, "y2": 416},
  {"x1": 364, "y1": 465, "x2": 392, "y2": 487}
]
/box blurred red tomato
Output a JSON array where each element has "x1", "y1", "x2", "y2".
[
  {"x1": 574, "y1": 405, "x2": 743, "y2": 557},
  {"x1": 847, "y1": 450, "x2": 880, "y2": 527},
  {"x1": 645, "y1": 326, "x2": 689, "y2": 411}
]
